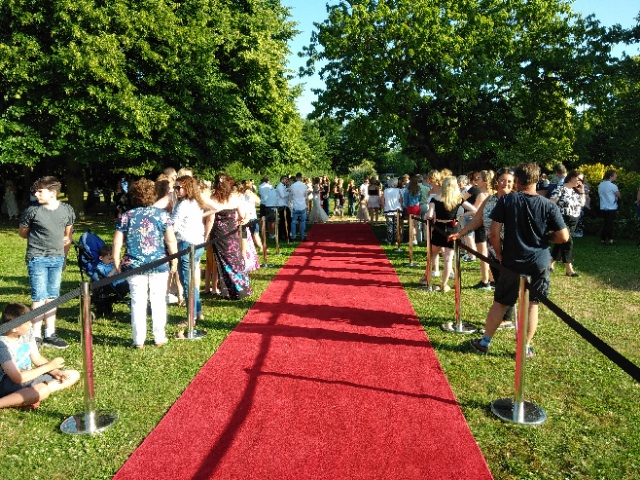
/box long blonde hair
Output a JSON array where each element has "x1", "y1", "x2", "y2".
[
  {"x1": 441, "y1": 176, "x2": 462, "y2": 211},
  {"x1": 480, "y1": 170, "x2": 495, "y2": 195}
]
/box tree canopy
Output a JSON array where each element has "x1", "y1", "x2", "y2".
[
  {"x1": 0, "y1": 0, "x2": 305, "y2": 210},
  {"x1": 304, "y1": 0, "x2": 635, "y2": 172}
]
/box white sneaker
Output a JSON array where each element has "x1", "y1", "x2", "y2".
[
  {"x1": 166, "y1": 293, "x2": 179, "y2": 304},
  {"x1": 413, "y1": 240, "x2": 418, "y2": 245},
  {"x1": 432, "y1": 271, "x2": 441, "y2": 278}
]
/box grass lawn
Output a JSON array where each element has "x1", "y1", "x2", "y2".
[{"x1": 0, "y1": 216, "x2": 638, "y2": 479}]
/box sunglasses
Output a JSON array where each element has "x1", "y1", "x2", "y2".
[{"x1": 174, "y1": 185, "x2": 183, "y2": 190}]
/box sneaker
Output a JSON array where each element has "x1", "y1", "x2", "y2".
[
  {"x1": 572, "y1": 230, "x2": 583, "y2": 238},
  {"x1": 470, "y1": 338, "x2": 488, "y2": 354},
  {"x1": 472, "y1": 281, "x2": 492, "y2": 290},
  {"x1": 431, "y1": 271, "x2": 441, "y2": 278},
  {"x1": 35, "y1": 337, "x2": 43, "y2": 348},
  {"x1": 461, "y1": 254, "x2": 476, "y2": 262},
  {"x1": 489, "y1": 281, "x2": 495, "y2": 288},
  {"x1": 42, "y1": 334, "x2": 68, "y2": 349},
  {"x1": 413, "y1": 240, "x2": 418, "y2": 245},
  {"x1": 526, "y1": 346, "x2": 536, "y2": 358}
]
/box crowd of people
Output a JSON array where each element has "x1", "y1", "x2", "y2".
[{"x1": 1, "y1": 162, "x2": 636, "y2": 409}]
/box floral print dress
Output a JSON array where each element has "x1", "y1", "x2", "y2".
[{"x1": 212, "y1": 209, "x2": 252, "y2": 299}]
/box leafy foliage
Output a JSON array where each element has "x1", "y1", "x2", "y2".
[
  {"x1": 303, "y1": 0, "x2": 627, "y2": 172},
  {"x1": 0, "y1": 0, "x2": 304, "y2": 196}
]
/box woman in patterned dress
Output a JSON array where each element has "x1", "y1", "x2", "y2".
[
  {"x1": 207, "y1": 174, "x2": 252, "y2": 300},
  {"x1": 549, "y1": 170, "x2": 586, "y2": 277}
]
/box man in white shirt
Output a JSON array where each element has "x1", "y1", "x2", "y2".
[
  {"x1": 360, "y1": 178, "x2": 369, "y2": 198},
  {"x1": 258, "y1": 176, "x2": 276, "y2": 238},
  {"x1": 598, "y1": 169, "x2": 621, "y2": 245},
  {"x1": 289, "y1": 173, "x2": 310, "y2": 241},
  {"x1": 275, "y1": 175, "x2": 290, "y2": 241},
  {"x1": 381, "y1": 178, "x2": 403, "y2": 246}
]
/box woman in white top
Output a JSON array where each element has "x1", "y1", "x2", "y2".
[
  {"x1": 239, "y1": 180, "x2": 262, "y2": 271},
  {"x1": 172, "y1": 176, "x2": 211, "y2": 324}
]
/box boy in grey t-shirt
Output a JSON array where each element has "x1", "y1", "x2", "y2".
[{"x1": 19, "y1": 176, "x2": 75, "y2": 349}]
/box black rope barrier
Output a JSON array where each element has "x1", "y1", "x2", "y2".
[
  {"x1": 412, "y1": 216, "x2": 640, "y2": 384},
  {"x1": 0, "y1": 214, "x2": 269, "y2": 336}
]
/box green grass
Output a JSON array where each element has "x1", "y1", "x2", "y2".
[
  {"x1": 387, "y1": 227, "x2": 640, "y2": 480},
  {"x1": 0, "y1": 217, "x2": 638, "y2": 479}
]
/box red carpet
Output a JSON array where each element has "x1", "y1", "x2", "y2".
[{"x1": 114, "y1": 223, "x2": 493, "y2": 480}]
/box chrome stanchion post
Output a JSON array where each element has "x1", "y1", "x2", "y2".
[
  {"x1": 491, "y1": 275, "x2": 546, "y2": 425},
  {"x1": 61, "y1": 282, "x2": 117, "y2": 434},
  {"x1": 422, "y1": 219, "x2": 433, "y2": 291},
  {"x1": 406, "y1": 214, "x2": 417, "y2": 267},
  {"x1": 275, "y1": 208, "x2": 281, "y2": 254},
  {"x1": 260, "y1": 216, "x2": 274, "y2": 268},
  {"x1": 177, "y1": 244, "x2": 206, "y2": 340},
  {"x1": 441, "y1": 239, "x2": 477, "y2": 333}
]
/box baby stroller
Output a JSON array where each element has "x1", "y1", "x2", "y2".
[{"x1": 74, "y1": 230, "x2": 129, "y2": 316}]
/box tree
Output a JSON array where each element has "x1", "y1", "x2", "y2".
[
  {"x1": 0, "y1": 0, "x2": 303, "y2": 212},
  {"x1": 303, "y1": 0, "x2": 620, "y2": 172}
]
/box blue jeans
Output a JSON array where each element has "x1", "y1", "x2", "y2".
[
  {"x1": 27, "y1": 256, "x2": 64, "y2": 301},
  {"x1": 291, "y1": 209, "x2": 307, "y2": 239},
  {"x1": 177, "y1": 241, "x2": 204, "y2": 316}
]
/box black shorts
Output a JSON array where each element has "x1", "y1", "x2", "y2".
[
  {"x1": 493, "y1": 267, "x2": 550, "y2": 306},
  {"x1": 474, "y1": 226, "x2": 487, "y2": 243},
  {"x1": 0, "y1": 373, "x2": 55, "y2": 397}
]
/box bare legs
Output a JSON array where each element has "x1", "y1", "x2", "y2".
[{"x1": 31, "y1": 299, "x2": 55, "y2": 339}]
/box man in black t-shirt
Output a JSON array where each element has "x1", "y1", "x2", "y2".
[{"x1": 470, "y1": 163, "x2": 568, "y2": 358}]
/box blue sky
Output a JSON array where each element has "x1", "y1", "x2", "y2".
[{"x1": 282, "y1": 0, "x2": 640, "y2": 117}]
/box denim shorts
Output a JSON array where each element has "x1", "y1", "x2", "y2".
[{"x1": 27, "y1": 256, "x2": 65, "y2": 301}]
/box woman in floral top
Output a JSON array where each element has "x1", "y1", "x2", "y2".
[
  {"x1": 113, "y1": 179, "x2": 178, "y2": 348},
  {"x1": 549, "y1": 170, "x2": 586, "y2": 277}
]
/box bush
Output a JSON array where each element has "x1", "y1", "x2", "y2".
[
  {"x1": 579, "y1": 163, "x2": 640, "y2": 221},
  {"x1": 348, "y1": 160, "x2": 377, "y2": 186}
]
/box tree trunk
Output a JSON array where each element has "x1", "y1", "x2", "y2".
[{"x1": 64, "y1": 157, "x2": 86, "y2": 219}]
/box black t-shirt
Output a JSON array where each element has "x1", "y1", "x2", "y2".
[
  {"x1": 431, "y1": 198, "x2": 460, "y2": 221},
  {"x1": 466, "y1": 186, "x2": 481, "y2": 205},
  {"x1": 490, "y1": 192, "x2": 565, "y2": 272}
]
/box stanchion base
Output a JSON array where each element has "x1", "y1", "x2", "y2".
[
  {"x1": 393, "y1": 248, "x2": 403, "y2": 252},
  {"x1": 175, "y1": 329, "x2": 207, "y2": 340},
  {"x1": 404, "y1": 262, "x2": 419, "y2": 267},
  {"x1": 491, "y1": 398, "x2": 547, "y2": 425},
  {"x1": 260, "y1": 263, "x2": 275, "y2": 268},
  {"x1": 441, "y1": 322, "x2": 477, "y2": 334},
  {"x1": 60, "y1": 410, "x2": 118, "y2": 435}
]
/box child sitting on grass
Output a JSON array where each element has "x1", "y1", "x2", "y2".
[{"x1": 0, "y1": 303, "x2": 79, "y2": 409}]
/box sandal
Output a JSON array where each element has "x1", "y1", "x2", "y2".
[
  {"x1": 177, "y1": 295, "x2": 186, "y2": 307},
  {"x1": 434, "y1": 285, "x2": 451, "y2": 293}
]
